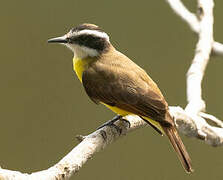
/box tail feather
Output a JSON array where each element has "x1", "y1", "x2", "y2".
[{"x1": 163, "y1": 125, "x2": 193, "y2": 173}]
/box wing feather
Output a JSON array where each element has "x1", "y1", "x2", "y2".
[{"x1": 82, "y1": 53, "x2": 169, "y2": 124}]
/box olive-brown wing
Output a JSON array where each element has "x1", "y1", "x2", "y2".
[{"x1": 82, "y1": 61, "x2": 168, "y2": 124}]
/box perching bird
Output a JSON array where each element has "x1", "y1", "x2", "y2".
[{"x1": 48, "y1": 23, "x2": 193, "y2": 173}]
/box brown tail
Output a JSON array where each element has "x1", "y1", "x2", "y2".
[{"x1": 163, "y1": 125, "x2": 193, "y2": 173}]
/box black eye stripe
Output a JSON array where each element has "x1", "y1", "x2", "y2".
[{"x1": 70, "y1": 34, "x2": 109, "y2": 52}]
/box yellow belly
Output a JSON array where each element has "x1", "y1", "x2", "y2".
[
  {"x1": 73, "y1": 57, "x2": 163, "y2": 133},
  {"x1": 104, "y1": 103, "x2": 163, "y2": 133},
  {"x1": 103, "y1": 103, "x2": 131, "y2": 116}
]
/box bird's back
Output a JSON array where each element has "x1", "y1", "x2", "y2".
[{"x1": 82, "y1": 47, "x2": 172, "y2": 126}]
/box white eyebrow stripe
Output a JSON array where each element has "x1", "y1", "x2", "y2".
[{"x1": 77, "y1": 29, "x2": 110, "y2": 42}]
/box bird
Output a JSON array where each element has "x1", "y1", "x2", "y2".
[{"x1": 48, "y1": 23, "x2": 193, "y2": 173}]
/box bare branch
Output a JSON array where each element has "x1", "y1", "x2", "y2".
[
  {"x1": 164, "y1": 0, "x2": 223, "y2": 146},
  {"x1": 0, "y1": 116, "x2": 146, "y2": 180},
  {"x1": 166, "y1": 0, "x2": 200, "y2": 32},
  {"x1": 166, "y1": 0, "x2": 223, "y2": 55},
  {"x1": 0, "y1": 0, "x2": 223, "y2": 179},
  {"x1": 212, "y1": 42, "x2": 223, "y2": 56},
  {"x1": 1, "y1": 107, "x2": 223, "y2": 179},
  {"x1": 169, "y1": 106, "x2": 223, "y2": 146},
  {"x1": 185, "y1": 0, "x2": 214, "y2": 114}
]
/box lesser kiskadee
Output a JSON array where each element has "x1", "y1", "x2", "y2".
[{"x1": 48, "y1": 23, "x2": 193, "y2": 173}]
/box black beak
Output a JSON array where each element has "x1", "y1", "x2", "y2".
[{"x1": 47, "y1": 36, "x2": 68, "y2": 43}]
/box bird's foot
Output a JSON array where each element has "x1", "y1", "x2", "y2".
[
  {"x1": 97, "y1": 115, "x2": 122, "y2": 130},
  {"x1": 97, "y1": 115, "x2": 130, "y2": 134}
]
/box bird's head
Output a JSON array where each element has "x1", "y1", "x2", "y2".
[{"x1": 48, "y1": 23, "x2": 111, "y2": 58}]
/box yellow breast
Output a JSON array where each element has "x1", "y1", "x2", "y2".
[
  {"x1": 73, "y1": 57, "x2": 94, "y2": 82},
  {"x1": 73, "y1": 57, "x2": 130, "y2": 116},
  {"x1": 73, "y1": 57, "x2": 163, "y2": 133}
]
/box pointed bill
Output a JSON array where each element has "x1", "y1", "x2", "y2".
[{"x1": 48, "y1": 35, "x2": 68, "y2": 43}]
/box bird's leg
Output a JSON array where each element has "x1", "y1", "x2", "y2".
[
  {"x1": 119, "y1": 118, "x2": 131, "y2": 128},
  {"x1": 97, "y1": 115, "x2": 122, "y2": 130},
  {"x1": 97, "y1": 115, "x2": 130, "y2": 134}
]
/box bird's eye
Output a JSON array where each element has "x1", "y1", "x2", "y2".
[{"x1": 67, "y1": 38, "x2": 72, "y2": 43}]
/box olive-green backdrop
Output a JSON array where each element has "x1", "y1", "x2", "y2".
[{"x1": 0, "y1": 0, "x2": 223, "y2": 179}]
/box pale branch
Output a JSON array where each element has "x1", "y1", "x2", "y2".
[
  {"x1": 165, "y1": 0, "x2": 223, "y2": 146},
  {"x1": 165, "y1": 0, "x2": 223, "y2": 56},
  {"x1": 169, "y1": 107, "x2": 223, "y2": 146},
  {"x1": 0, "y1": 0, "x2": 223, "y2": 179},
  {"x1": 185, "y1": 0, "x2": 214, "y2": 114},
  {"x1": 1, "y1": 108, "x2": 223, "y2": 179},
  {"x1": 199, "y1": 112, "x2": 223, "y2": 128},
  {"x1": 0, "y1": 116, "x2": 146, "y2": 180}
]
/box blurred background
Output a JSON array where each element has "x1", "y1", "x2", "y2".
[{"x1": 0, "y1": 0, "x2": 223, "y2": 179}]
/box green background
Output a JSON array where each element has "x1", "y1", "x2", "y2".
[{"x1": 0, "y1": 0, "x2": 223, "y2": 179}]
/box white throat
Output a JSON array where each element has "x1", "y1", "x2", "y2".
[{"x1": 65, "y1": 44, "x2": 99, "y2": 59}]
